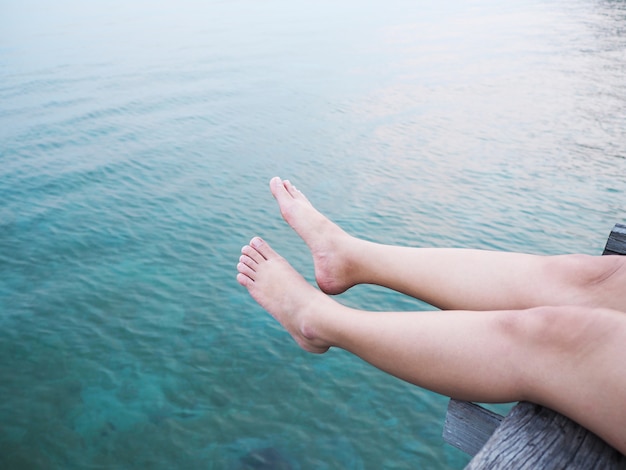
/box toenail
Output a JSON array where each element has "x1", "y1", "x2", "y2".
[{"x1": 251, "y1": 237, "x2": 262, "y2": 247}]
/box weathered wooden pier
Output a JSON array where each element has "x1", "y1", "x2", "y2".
[{"x1": 443, "y1": 223, "x2": 626, "y2": 469}]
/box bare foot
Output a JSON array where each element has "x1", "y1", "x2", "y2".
[
  {"x1": 237, "y1": 237, "x2": 333, "y2": 353},
  {"x1": 269, "y1": 176, "x2": 361, "y2": 295}
]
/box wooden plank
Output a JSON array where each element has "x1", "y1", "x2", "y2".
[
  {"x1": 465, "y1": 402, "x2": 626, "y2": 469},
  {"x1": 603, "y1": 223, "x2": 626, "y2": 255},
  {"x1": 442, "y1": 400, "x2": 503, "y2": 456}
]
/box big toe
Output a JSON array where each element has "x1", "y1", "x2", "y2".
[
  {"x1": 270, "y1": 177, "x2": 292, "y2": 203},
  {"x1": 250, "y1": 237, "x2": 278, "y2": 261}
]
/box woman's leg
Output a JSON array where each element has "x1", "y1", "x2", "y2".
[
  {"x1": 236, "y1": 237, "x2": 626, "y2": 454},
  {"x1": 270, "y1": 177, "x2": 626, "y2": 312}
]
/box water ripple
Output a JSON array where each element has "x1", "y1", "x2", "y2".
[{"x1": 1, "y1": 0, "x2": 626, "y2": 468}]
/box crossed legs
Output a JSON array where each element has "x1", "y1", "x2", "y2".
[{"x1": 236, "y1": 177, "x2": 626, "y2": 455}]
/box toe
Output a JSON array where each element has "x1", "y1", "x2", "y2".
[
  {"x1": 270, "y1": 176, "x2": 292, "y2": 202},
  {"x1": 237, "y1": 262, "x2": 256, "y2": 281},
  {"x1": 236, "y1": 272, "x2": 253, "y2": 287},
  {"x1": 283, "y1": 179, "x2": 310, "y2": 203},
  {"x1": 241, "y1": 245, "x2": 264, "y2": 264},
  {"x1": 250, "y1": 237, "x2": 278, "y2": 260},
  {"x1": 239, "y1": 254, "x2": 257, "y2": 269},
  {"x1": 283, "y1": 179, "x2": 299, "y2": 198}
]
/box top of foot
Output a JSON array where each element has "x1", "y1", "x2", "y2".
[
  {"x1": 269, "y1": 177, "x2": 360, "y2": 295},
  {"x1": 237, "y1": 236, "x2": 331, "y2": 354}
]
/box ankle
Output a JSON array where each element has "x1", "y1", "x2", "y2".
[{"x1": 298, "y1": 298, "x2": 338, "y2": 351}]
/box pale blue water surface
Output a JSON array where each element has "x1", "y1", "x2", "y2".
[{"x1": 1, "y1": 0, "x2": 625, "y2": 468}]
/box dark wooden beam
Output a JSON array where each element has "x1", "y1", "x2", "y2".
[{"x1": 603, "y1": 223, "x2": 626, "y2": 255}]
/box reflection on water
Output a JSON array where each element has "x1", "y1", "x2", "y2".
[{"x1": 1, "y1": 0, "x2": 625, "y2": 468}]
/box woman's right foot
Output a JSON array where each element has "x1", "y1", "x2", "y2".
[{"x1": 269, "y1": 177, "x2": 360, "y2": 295}]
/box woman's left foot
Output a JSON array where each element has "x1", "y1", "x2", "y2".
[{"x1": 237, "y1": 237, "x2": 333, "y2": 353}]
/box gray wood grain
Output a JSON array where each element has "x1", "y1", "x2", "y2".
[
  {"x1": 465, "y1": 402, "x2": 626, "y2": 469},
  {"x1": 443, "y1": 400, "x2": 503, "y2": 456}
]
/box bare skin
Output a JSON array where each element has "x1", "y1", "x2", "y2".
[
  {"x1": 236, "y1": 236, "x2": 626, "y2": 454},
  {"x1": 237, "y1": 236, "x2": 333, "y2": 354},
  {"x1": 268, "y1": 176, "x2": 626, "y2": 313},
  {"x1": 236, "y1": 176, "x2": 626, "y2": 454}
]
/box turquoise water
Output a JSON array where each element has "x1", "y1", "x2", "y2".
[{"x1": 1, "y1": 0, "x2": 625, "y2": 468}]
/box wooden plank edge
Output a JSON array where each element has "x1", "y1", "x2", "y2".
[
  {"x1": 442, "y1": 399, "x2": 504, "y2": 456},
  {"x1": 602, "y1": 223, "x2": 626, "y2": 255},
  {"x1": 465, "y1": 402, "x2": 626, "y2": 469}
]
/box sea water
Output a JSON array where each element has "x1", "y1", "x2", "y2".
[{"x1": 1, "y1": 0, "x2": 625, "y2": 468}]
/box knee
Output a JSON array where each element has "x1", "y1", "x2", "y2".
[
  {"x1": 543, "y1": 254, "x2": 623, "y2": 298},
  {"x1": 497, "y1": 306, "x2": 600, "y2": 373},
  {"x1": 499, "y1": 305, "x2": 626, "y2": 412},
  {"x1": 498, "y1": 305, "x2": 598, "y2": 352},
  {"x1": 496, "y1": 305, "x2": 616, "y2": 395}
]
